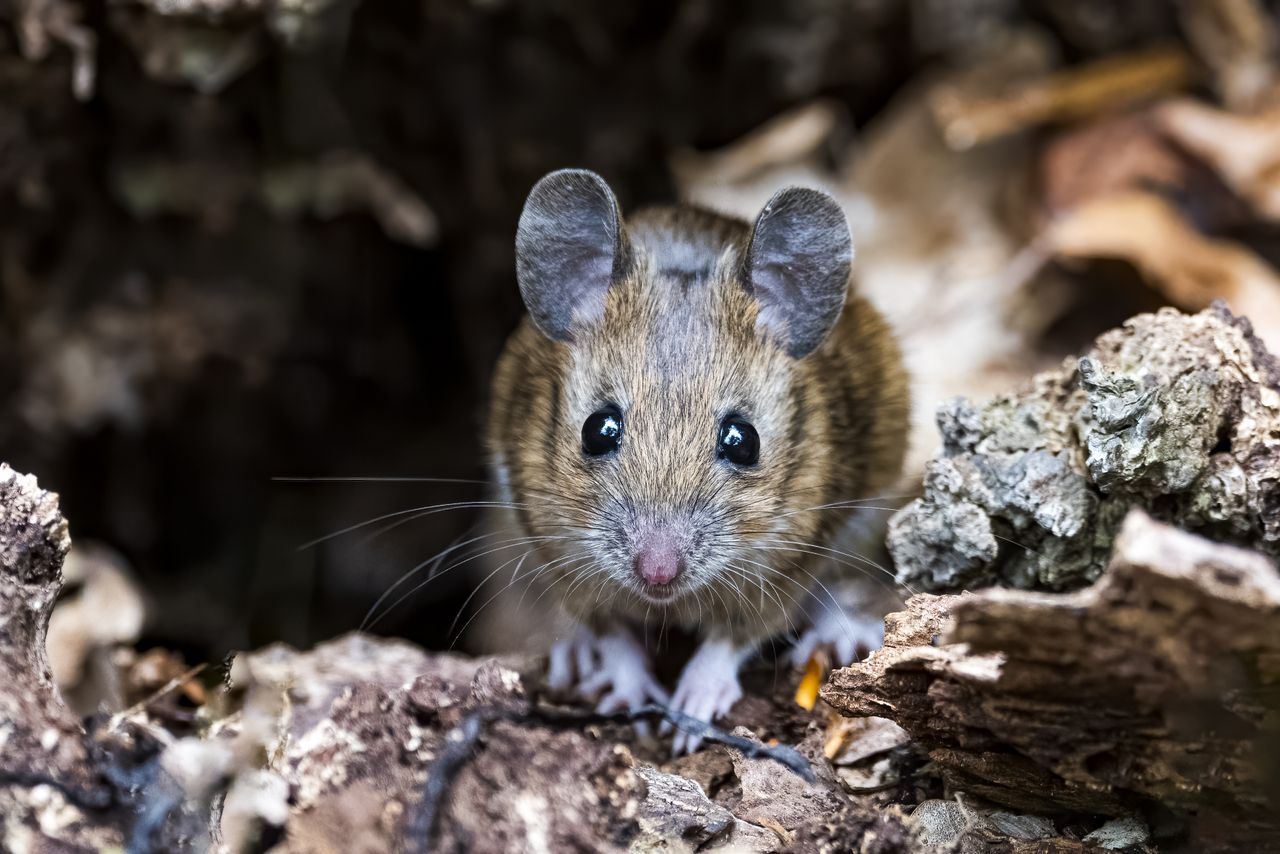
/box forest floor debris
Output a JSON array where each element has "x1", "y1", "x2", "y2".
[
  {"x1": 6, "y1": 299, "x2": 1280, "y2": 849},
  {"x1": 0, "y1": 466, "x2": 924, "y2": 852},
  {"x1": 6, "y1": 5, "x2": 1280, "y2": 848}
]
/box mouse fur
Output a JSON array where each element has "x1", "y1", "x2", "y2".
[{"x1": 484, "y1": 169, "x2": 909, "y2": 747}]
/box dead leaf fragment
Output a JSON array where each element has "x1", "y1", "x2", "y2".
[
  {"x1": 47, "y1": 544, "x2": 145, "y2": 691},
  {"x1": 1047, "y1": 190, "x2": 1280, "y2": 350},
  {"x1": 1157, "y1": 98, "x2": 1280, "y2": 222}
]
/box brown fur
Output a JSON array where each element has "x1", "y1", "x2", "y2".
[{"x1": 486, "y1": 204, "x2": 909, "y2": 645}]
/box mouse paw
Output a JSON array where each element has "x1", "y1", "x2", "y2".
[
  {"x1": 575, "y1": 629, "x2": 669, "y2": 733},
  {"x1": 547, "y1": 625, "x2": 597, "y2": 692},
  {"x1": 665, "y1": 639, "x2": 746, "y2": 755},
  {"x1": 789, "y1": 604, "x2": 884, "y2": 669}
]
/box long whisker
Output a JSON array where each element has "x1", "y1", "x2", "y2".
[
  {"x1": 298, "y1": 501, "x2": 532, "y2": 551},
  {"x1": 755, "y1": 538, "x2": 906, "y2": 590},
  {"x1": 451, "y1": 553, "x2": 596, "y2": 649},
  {"x1": 273, "y1": 476, "x2": 487, "y2": 484},
  {"x1": 362, "y1": 533, "x2": 569, "y2": 630},
  {"x1": 740, "y1": 556, "x2": 861, "y2": 651},
  {"x1": 732, "y1": 557, "x2": 818, "y2": 628},
  {"x1": 448, "y1": 548, "x2": 589, "y2": 640}
]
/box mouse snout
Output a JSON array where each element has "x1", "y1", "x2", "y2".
[{"x1": 633, "y1": 530, "x2": 685, "y2": 587}]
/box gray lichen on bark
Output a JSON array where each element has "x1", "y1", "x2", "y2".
[{"x1": 890, "y1": 302, "x2": 1280, "y2": 591}]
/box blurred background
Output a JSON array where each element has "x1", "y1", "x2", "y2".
[{"x1": 4, "y1": 0, "x2": 1280, "y2": 685}]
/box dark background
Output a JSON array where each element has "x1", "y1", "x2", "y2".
[{"x1": 0, "y1": 0, "x2": 1205, "y2": 661}]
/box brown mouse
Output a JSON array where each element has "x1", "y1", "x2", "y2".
[{"x1": 485, "y1": 169, "x2": 908, "y2": 752}]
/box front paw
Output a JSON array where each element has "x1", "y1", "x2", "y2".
[
  {"x1": 578, "y1": 632, "x2": 670, "y2": 714},
  {"x1": 665, "y1": 639, "x2": 747, "y2": 755},
  {"x1": 547, "y1": 626, "x2": 598, "y2": 692},
  {"x1": 789, "y1": 604, "x2": 884, "y2": 668}
]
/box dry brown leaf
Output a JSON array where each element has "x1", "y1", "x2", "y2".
[
  {"x1": 47, "y1": 543, "x2": 145, "y2": 691},
  {"x1": 1034, "y1": 110, "x2": 1250, "y2": 234},
  {"x1": 1156, "y1": 98, "x2": 1280, "y2": 222},
  {"x1": 1048, "y1": 190, "x2": 1280, "y2": 351}
]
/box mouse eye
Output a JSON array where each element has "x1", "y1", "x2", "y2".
[
  {"x1": 717, "y1": 416, "x2": 759, "y2": 467},
  {"x1": 582, "y1": 406, "x2": 623, "y2": 457}
]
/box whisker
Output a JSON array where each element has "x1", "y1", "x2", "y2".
[
  {"x1": 451, "y1": 553, "x2": 595, "y2": 649},
  {"x1": 362, "y1": 533, "x2": 569, "y2": 630},
  {"x1": 448, "y1": 548, "x2": 589, "y2": 640},
  {"x1": 755, "y1": 538, "x2": 907, "y2": 591},
  {"x1": 273, "y1": 476, "x2": 487, "y2": 485},
  {"x1": 298, "y1": 500, "x2": 532, "y2": 551}
]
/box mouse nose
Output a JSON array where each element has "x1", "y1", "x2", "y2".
[{"x1": 634, "y1": 531, "x2": 685, "y2": 587}]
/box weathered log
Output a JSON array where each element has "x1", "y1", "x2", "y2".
[
  {"x1": 0, "y1": 463, "x2": 126, "y2": 850},
  {"x1": 826, "y1": 510, "x2": 1280, "y2": 850}
]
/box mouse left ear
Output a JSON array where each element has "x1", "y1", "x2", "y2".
[
  {"x1": 741, "y1": 187, "x2": 852, "y2": 358},
  {"x1": 516, "y1": 169, "x2": 625, "y2": 342}
]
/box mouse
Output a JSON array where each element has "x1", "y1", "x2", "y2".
[{"x1": 484, "y1": 168, "x2": 909, "y2": 752}]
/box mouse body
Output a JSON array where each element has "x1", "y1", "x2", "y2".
[{"x1": 485, "y1": 169, "x2": 908, "y2": 751}]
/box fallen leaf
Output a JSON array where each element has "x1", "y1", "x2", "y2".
[
  {"x1": 1048, "y1": 190, "x2": 1280, "y2": 350},
  {"x1": 1157, "y1": 98, "x2": 1280, "y2": 222}
]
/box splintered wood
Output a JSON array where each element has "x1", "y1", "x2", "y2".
[{"x1": 823, "y1": 511, "x2": 1280, "y2": 850}]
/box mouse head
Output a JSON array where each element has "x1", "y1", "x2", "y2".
[{"x1": 508, "y1": 169, "x2": 854, "y2": 622}]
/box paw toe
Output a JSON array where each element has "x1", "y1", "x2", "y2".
[{"x1": 789, "y1": 631, "x2": 819, "y2": 668}]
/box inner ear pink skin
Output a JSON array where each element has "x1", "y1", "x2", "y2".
[{"x1": 633, "y1": 530, "x2": 685, "y2": 587}]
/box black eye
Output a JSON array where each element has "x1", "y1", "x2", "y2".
[
  {"x1": 582, "y1": 406, "x2": 623, "y2": 457},
  {"x1": 717, "y1": 416, "x2": 760, "y2": 467}
]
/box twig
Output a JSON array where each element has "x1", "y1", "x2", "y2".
[
  {"x1": 526, "y1": 703, "x2": 816, "y2": 782},
  {"x1": 404, "y1": 711, "x2": 487, "y2": 854},
  {"x1": 108, "y1": 662, "x2": 209, "y2": 731},
  {"x1": 406, "y1": 701, "x2": 816, "y2": 852}
]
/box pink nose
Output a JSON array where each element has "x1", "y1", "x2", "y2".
[{"x1": 634, "y1": 532, "x2": 684, "y2": 587}]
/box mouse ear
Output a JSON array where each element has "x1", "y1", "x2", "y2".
[
  {"x1": 516, "y1": 169, "x2": 625, "y2": 341},
  {"x1": 742, "y1": 187, "x2": 852, "y2": 358}
]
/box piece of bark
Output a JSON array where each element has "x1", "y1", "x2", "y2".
[
  {"x1": 633, "y1": 765, "x2": 736, "y2": 851},
  {"x1": 827, "y1": 510, "x2": 1280, "y2": 849},
  {"x1": 0, "y1": 463, "x2": 223, "y2": 851},
  {"x1": 890, "y1": 303, "x2": 1280, "y2": 592},
  {"x1": 0, "y1": 463, "x2": 123, "y2": 849},
  {"x1": 910, "y1": 798, "x2": 1154, "y2": 853},
  {"x1": 227, "y1": 641, "x2": 646, "y2": 852}
]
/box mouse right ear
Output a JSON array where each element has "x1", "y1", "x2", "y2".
[
  {"x1": 742, "y1": 187, "x2": 852, "y2": 359},
  {"x1": 515, "y1": 169, "x2": 625, "y2": 342}
]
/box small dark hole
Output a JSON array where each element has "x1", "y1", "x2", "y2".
[
  {"x1": 1084, "y1": 750, "x2": 1123, "y2": 779},
  {"x1": 1213, "y1": 568, "x2": 1241, "y2": 587}
]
